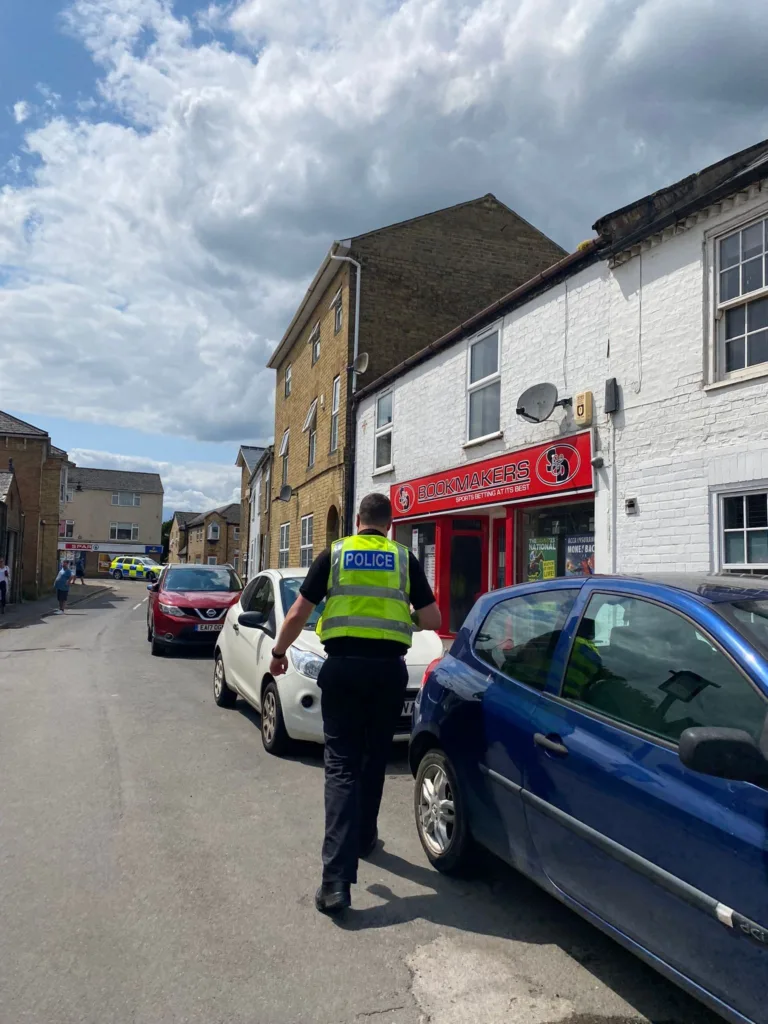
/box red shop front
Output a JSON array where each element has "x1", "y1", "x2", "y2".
[{"x1": 390, "y1": 431, "x2": 595, "y2": 637}]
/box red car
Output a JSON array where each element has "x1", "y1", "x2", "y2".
[{"x1": 147, "y1": 563, "x2": 243, "y2": 656}]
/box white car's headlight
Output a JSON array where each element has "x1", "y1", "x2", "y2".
[{"x1": 290, "y1": 647, "x2": 325, "y2": 680}]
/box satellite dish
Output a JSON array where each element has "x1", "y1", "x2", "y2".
[
  {"x1": 278, "y1": 484, "x2": 293, "y2": 503},
  {"x1": 516, "y1": 382, "x2": 560, "y2": 423},
  {"x1": 352, "y1": 351, "x2": 369, "y2": 375}
]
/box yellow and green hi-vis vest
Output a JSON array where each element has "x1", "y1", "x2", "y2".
[{"x1": 317, "y1": 534, "x2": 413, "y2": 647}]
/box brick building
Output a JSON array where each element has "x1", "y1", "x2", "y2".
[
  {"x1": 0, "y1": 412, "x2": 69, "y2": 598},
  {"x1": 0, "y1": 467, "x2": 23, "y2": 603},
  {"x1": 182, "y1": 504, "x2": 241, "y2": 570},
  {"x1": 235, "y1": 445, "x2": 266, "y2": 578},
  {"x1": 168, "y1": 510, "x2": 201, "y2": 564},
  {"x1": 266, "y1": 195, "x2": 566, "y2": 567},
  {"x1": 354, "y1": 139, "x2": 768, "y2": 634},
  {"x1": 59, "y1": 467, "x2": 164, "y2": 576}
]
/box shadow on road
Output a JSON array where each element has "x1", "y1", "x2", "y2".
[
  {"x1": 0, "y1": 587, "x2": 129, "y2": 629},
  {"x1": 336, "y1": 845, "x2": 719, "y2": 1023}
]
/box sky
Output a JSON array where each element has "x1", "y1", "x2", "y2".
[{"x1": 1, "y1": 0, "x2": 768, "y2": 513}]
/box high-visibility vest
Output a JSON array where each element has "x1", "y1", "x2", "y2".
[
  {"x1": 317, "y1": 534, "x2": 413, "y2": 647},
  {"x1": 563, "y1": 637, "x2": 603, "y2": 699}
]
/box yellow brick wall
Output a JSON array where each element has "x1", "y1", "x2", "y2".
[{"x1": 270, "y1": 264, "x2": 350, "y2": 567}]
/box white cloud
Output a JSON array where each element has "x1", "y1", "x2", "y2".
[
  {"x1": 69, "y1": 447, "x2": 240, "y2": 513},
  {"x1": 12, "y1": 101, "x2": 30, "y2": 124},
  {"x1": 1, "y1": 0, "x2": 768, "y2": 455}
]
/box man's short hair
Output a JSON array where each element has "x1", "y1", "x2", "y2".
[{"x1": 359, "y1": 492, "x2": 393, "y2": 528}]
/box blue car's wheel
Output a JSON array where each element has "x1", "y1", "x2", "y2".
[{"x1": 414, "y1": 749, "x2": 472, "y2": 874}]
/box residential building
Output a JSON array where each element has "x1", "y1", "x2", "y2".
[
  {"x1": 355, "y1": 139, "x2": 768, "y2": 634},
  {"x1": 0, "y1": 464, "x2": 23, "y2": 603},
  {"x1": 266, "y1": 195, "x2": 566, "y2": 567},
  {"x1": 246, "y1": 446, "x2": 273, "y2": 578},
  {"x1": 168, "y1": 510, "x2": 202, "y2": 564},
  {"x1": 0, "y1": 411, "x2": 70, "y2": 598},
  {"x1": 183, "y1": 504, "x2": 241, "y2": 570},
  {"x1": 235, "y1": 444, "x2": 266, "y2": 578},
  {"x1": 59, "y1": 467, "x2": 164, "y2": 576}
]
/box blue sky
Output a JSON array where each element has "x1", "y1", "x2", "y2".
[{"x1": 2, "y1": 0, "x2": 767, "y2": 512}]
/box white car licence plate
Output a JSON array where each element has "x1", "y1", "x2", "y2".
[
  {"x1": 402, "y1": 699, "x2": 415, "y2": 717},
  {"x1": 195, "y1": 623, "x2": 223, "y2": 632}
]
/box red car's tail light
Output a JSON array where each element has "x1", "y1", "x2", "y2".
[{"x1": 421, "y1": 656, "x2": 443, "y2": 688}]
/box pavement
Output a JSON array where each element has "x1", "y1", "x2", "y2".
[
  {"x1": 0, "y1": 580, "x2": 112, "y2": 629},
  {"x1": 0, "y1": 579, "x2": 720, "y2": 1024}
]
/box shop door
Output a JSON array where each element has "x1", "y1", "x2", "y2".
[{"x1": 448, "y1": 518, "x2": 488, "y2": 633}]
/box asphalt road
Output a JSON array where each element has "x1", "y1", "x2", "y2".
[{"x1": 0, "y1": 581, "x2": 720, "y2": 1024}]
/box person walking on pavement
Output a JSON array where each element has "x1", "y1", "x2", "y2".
[
  {"x1": 74, "y1": 557, "x2": 86, "y2": 585},
  {"x1": 269, "y1": 492, "x2": 441, "y2": 915},
  {"x1": 54, "y1": 560, "x2": 73, "y2": 614},
  {"x1": 0, "y1": 558, "x2": 9, "y2": 614}
]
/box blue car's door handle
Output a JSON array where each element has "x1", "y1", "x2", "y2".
[{"x1": 534, "y1": 733, "x2": 569, "y2": 756}]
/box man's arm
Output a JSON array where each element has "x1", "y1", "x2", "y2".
[
  {"x1": 269, "y1": 595, "x2": 317, "y2": 677},
  {"x1": 414, "y1": 602, "x2": 441, "y2": 632},
  {"x1": 408, "y1": 552, "x2": 441, "y2": 633}
]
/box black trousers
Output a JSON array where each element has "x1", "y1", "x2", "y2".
[{"x1": 319, "y1": 655, "x2": 409, "y2": 885}]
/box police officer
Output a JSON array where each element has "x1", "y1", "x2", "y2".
[{"x1": 269, "y1": 492, "x2": 441, "y2": 915}]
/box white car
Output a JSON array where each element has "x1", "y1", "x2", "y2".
[{"x1": 212, "y1": 568, "x2": 444, "y2": 755}]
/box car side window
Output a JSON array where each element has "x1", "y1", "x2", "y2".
[
  {"x1": 562, "y1": 593, "x2": 768, "y2": 744},
  {"x1": 474, "y1": 589, "x2": 579, "y2": 690},
  {"x1": 253, "y1": 578, "x2": 276, "y2": 629},
  {"x1": 240, "y1": 578, "x2": 261, "y2": 612}
]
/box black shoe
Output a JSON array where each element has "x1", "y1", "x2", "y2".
[
  {"x1": 315, "y1": 882, "x2": 351, "y2": 915},
  {"x1": 359, "y1": 830, "x2": 379, "y2": 859}
]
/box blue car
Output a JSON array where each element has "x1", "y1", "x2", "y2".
[{"x1": 410, "y1": 575, "x2": 768, "y2": 1024}]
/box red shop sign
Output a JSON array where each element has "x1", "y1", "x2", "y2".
[{"x1": 390, "y1": 431, "x2": 594, "y2": 519}]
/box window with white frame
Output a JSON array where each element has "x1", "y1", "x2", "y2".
[
  {"x1": 111, "y1": 492, "x2": 141, "y2": 506},
  {"x1": 234, "y1": 527, "x2": 239, "y2": 540},
  {"x1": 208, "y1": 522, "x2": 220, "y2": 541},
  {"x1": 300, "y1": 514, "x2": 314, "y2": 567},
  {"x1": 278, "y1": 522, "x2": 290, "y2": 568},
  {"x1": 309, "y1": 322, "x2": 320, "y2": 365},
  {"x1": 233, "y1": 555, "x2": 239, "y2": 571},
  {"x1": 374, "y1": 391, "x2": 393, "y2": 470},
  {"x1": 717, "y1": 216, "x2": 768, "y2": 376},
  {"x1": 331, "y1": 288, "x2": 343, "y2": 334},
  {"x1": 303, "y1": 399, "x2": 318, "y2": 468},
  {"x1": 110, "y1": 522, "x2": 139, "y2": 541},
  {"x1": 207, "y1": 556, "x2": 218, "y2": 565},
  {"x1": 65, "y1": 489, "x2": 74, "y2": 503},
  {"x1": 285, "y1": 363, "x2": 292, "y2": 397},
  {"x1": 59, "y1": 520, "x2": 75, "y2": 538},
  {"x1": 279, "y1": 429, "x2": 289, "y2": 486},
  {"x1": 330, "y1": 375, "x2": 340, "y2": 452},
  {"x1": 467, "y1": 329, "x2": 501, "y2": 440},
  {"x1": 722, "y1": 491, "x2": 768, "y2": 571}
]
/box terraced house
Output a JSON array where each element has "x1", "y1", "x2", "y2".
[
  {"x1": 182, "y1": 504, "x2": 241, "y2": 571},
  {"x1": 267, "y1": 195, "x2": 566, "y2": 568}
]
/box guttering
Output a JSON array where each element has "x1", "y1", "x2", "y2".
[{"x1": 353, "y1": 239, "x2": 601, "y2": 404}]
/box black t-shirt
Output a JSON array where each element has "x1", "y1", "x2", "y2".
[{"x1": 300, "y1": 530, "x2": 436, "y2": 658}]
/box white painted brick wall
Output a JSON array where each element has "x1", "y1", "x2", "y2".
[{"x1": 355, "y1": 191, "x2": 768, "y2": 575}]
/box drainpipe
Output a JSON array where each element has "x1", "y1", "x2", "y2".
[{"x1": 330, "y1": 250, "x2": 362, "y2": 534}]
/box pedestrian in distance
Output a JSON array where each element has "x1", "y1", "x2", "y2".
[
  {"x1": 0, "y1": 557, "x2": 9, "y2": 614},
  {"x1": 269, "y1": 492, "x2": 442, "y2": 916},
  {"x1": 75, "y1": 558, "x2": 86, "y2": 585},
  {"x1": 54, "y1": 560, "x2": 73, "y2": 614}
]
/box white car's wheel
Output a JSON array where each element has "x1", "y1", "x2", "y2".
[
  {"x1": 213, "y1": 654, "x2": 237, "y2": 708},
  {"x1": 261, "y1": 681, "x2": 290, "y2": 756}
]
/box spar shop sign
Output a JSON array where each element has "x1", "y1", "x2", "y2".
[{"x1": 390, "y1": 431, "x2": 593, "y2": 519}]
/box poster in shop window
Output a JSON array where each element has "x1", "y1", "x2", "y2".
[
  {"x1": 565, "y1": 534, "x2": 595, "y2": 576},
  {"x1": 527, "y1": 538, "x2": 557, "y2": 582}
]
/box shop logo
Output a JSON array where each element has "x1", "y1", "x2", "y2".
[
  {"x1": 535, "y1": 444, "x2": 580, "y2": 487},
  {"x1": 394, "y1": 484, "x2": 416, "y2": 515}
]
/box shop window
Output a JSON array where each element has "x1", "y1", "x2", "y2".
[
  {"x1": 522, "y1": 502, "x2": 594, "y2": 582},
  {"x1": 721, "y1": 491, "x2": 768, "y2": 571},
  {"x1": 300, "y1": 514, "x2": 314, "y2": 567},
  {"x1": 717, "y1": 216, "x2": 768, "y2": 377},
  {"x1": 394, "y1": 522, "x2": 436, "y2": 592},
  {"x1": 474, "y1": 589, "x2": 578, "y2": 690},
  {"x1": 278, "y1": 522, "x2": 290, "y2": 568},
  {"x1": 562, "y1": 593, "x2": 767, "y2": 743},
  {"x1": 374, "y1": 391, "x2": 393, "y2": 470},
  {"x1": 467, "y1": 329, "x2": 500, "y2": 441}
]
